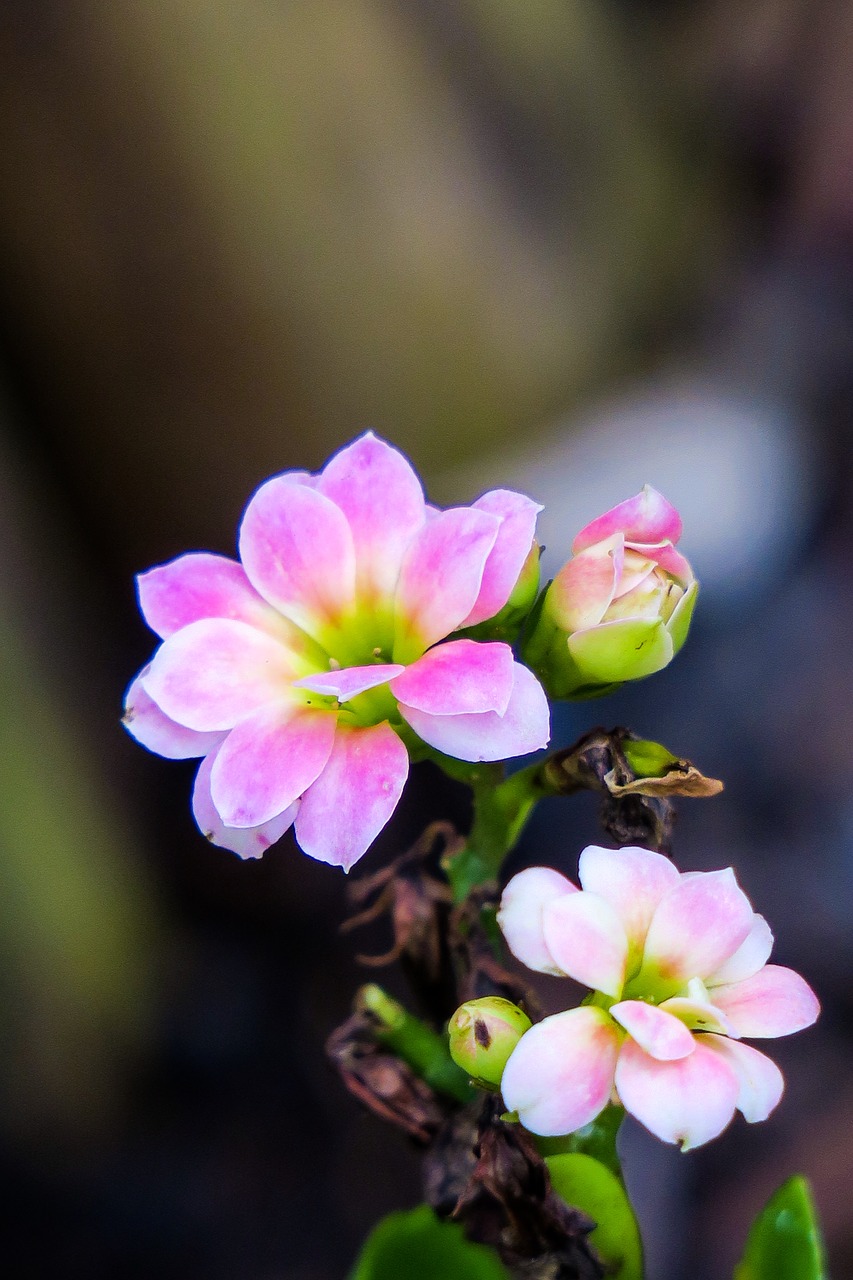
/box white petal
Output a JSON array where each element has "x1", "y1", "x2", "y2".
[
  {"x1": 542, "y1": 892, "x2": 629, "y2": 999},
  {"x1": 498, "y1": 866, "x2": 577, "y2": 975}
]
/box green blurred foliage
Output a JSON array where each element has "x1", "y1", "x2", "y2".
[
  {"x1": 0, "y1": 591, "x2": 157, "y2": 1140},
  {"x1": 734, "y1": 1177, "x2": 827, "y2": 1280},
  {"x1": 0, "y1": 0, "x2": 724, "y2": 558}
]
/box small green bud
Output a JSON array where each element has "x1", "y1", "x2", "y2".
[{"x1": 448, "y1": 996, "x2": 532, "y2": 1089}]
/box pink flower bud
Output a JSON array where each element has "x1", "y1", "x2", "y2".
[{"x1": 525, "y1": 486, "x2": 697, "y2": 697}]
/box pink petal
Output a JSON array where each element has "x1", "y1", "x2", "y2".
[
  {"x1": 461, "y1": 490, "x2": 542, "y2": 627},
  {"x1": 393, "y1": 507, "x2": 500, "y2": 659},
  {"x1": 295, "y1": 663, "x2": 404, "y2": 701},
  {"x1": 239, "y1": 478, "x2": 357, "y2": 636},
  {"x1": 391, "y1": 640, "x2": 515, "y2": 716},
  {"x1": 611, "y1": 548, "x2": 658, "y2": 600},
  {"x1": 141, "y1": 619, "x2": 298, "y2": 732},
  {"x1": 708, "y1": 915, "x2": 774, "y2": 986},
  {"x1": 710, "y1": 965, "x2": 820, "y2": 1038},
  {"x1": 573, "y1": 485, "x2": 682, "y2": 554},
  {"x1": 604, "y1": 575, "x2": 667, "y2": 623},
  {"x1": 699, "y1": 1035, "x2": 784, "y2": 1123},
  {"x1": 397, "y1": 661, "x2": 549, "y2": 762},
  {"x1": 136, "y1": 552, "x2": 285, "y2": 640},
  {"x1": 548, "y1": 536, "x2": 622, "y2": 633},
  {"x1": 625, "y1": 540, "x2": 693, "y2": 585},
  {"x1": 501, "y1": 1008, "x2": 621, "y2": 1137},
  {"x1": 271, "y1": 469, "x2": 319, "y2": 488},
  {"x1": 498, "y1": 866, "x2": 578, "y2": 975},
  {"x1": 316, "y1": 432, "x2": 426, "y2": 600},
  {"x1": 542, "y1": 892, "x2": 629, "y2": 999},
  {"x1": 615, "y1": 1037, "x2": 739, "y2": 1150},
  {"x1": 123, "y1": 667, "x2": 225, "y2": 759},
  {"x1": 210, "y1": 703, "x2": 337, "y2": 827},
  {"x1": 642, "y1": 869, "x2": 755, "y2": 987},
  {"x1": 192, "y1": 748, "x2": 297, "y2": 859},
  {"x1": 610, "y1": 1000, "x2": 695, "y2": 1061},
  {"x1": 578, "y1": 844, "x2": 679, "y2": 953},
  {"x1": 294, "y1": 721, "x2": 409, "y2": 871}
]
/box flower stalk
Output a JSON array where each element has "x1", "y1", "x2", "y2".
[{"x1": 358, "y1": 984, "x2": 474, "y2": 1104}]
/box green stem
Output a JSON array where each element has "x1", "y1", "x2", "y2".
[
  {"x1": 445, "y1": 759, "x2": 557, "y2": 902},
  {"x1": 358, "y1": 984, "x2": 474, "y2": 1104}
]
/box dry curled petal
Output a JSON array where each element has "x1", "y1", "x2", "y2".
[
  {"x1": 326, "y1": 1005, "x2": 448, "y2": 1145},
  {"x1": 427, "y1": 1097, "x2": 603, "y2": 1279}
]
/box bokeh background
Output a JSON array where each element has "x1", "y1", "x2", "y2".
[{"x1": 1, "y1": 2, "x2": 852, "y2": 1276}]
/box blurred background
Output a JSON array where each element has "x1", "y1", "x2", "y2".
[{"x1": 1, "y1": 1, "x2": 852, "y2": 1276}]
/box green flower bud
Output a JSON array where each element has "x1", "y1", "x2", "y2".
[{"x1": 448, "y1": 996, "x2": 532, "y2": 1089}]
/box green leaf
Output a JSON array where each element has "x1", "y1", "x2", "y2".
[
  {"x1": 545, "y1": 1152, "x2": 643, "y2": 1280},
  {"x1": 349, "y1": 1205, "x2": 510, "y2": 1280},
  {"x1": 734, "y1": 1176, "x2": 826, "y2": 1280},
  {"x1": 536, "y1": 1103, "x2": 625, "y2": 1177}
]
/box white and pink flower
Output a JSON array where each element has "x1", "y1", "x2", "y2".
[
  {"x1": 497, "y1": 846, "x2": 819, "y2": 1150},
  {"x1": 124, "y1": 432, "x2": 550, "y2": 870}
]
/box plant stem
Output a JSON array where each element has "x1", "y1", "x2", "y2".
[
  {"x1": 445, "y1": 759, "x2": 556, "y2": 902},
  {"x1": 358, "y1": 984, "x2": 474, "y2": 1104}
]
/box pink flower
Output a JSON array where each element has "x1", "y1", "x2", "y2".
[
  {"x1": 497, "y1": 846, "x2": 819, "y2": 1149},
  {"x1": 124, "y1": 433, "x2": 549, "y2": 870},
  {"x1": 526, "y1": 486, "x2": 697, "y2": 695}
]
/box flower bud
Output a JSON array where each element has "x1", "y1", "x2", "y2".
[
  {"x1": 448, "y1": 996, "x2": 532, "y2": 1089},
  {"x1": 524, "y1": 485, "x2": 697, "y2": 698}
]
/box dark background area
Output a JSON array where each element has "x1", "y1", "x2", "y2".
[{"x1": 1, "y1": 2, "x2": 852, "y2": 1277}]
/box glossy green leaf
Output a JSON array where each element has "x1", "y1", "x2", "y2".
[
  {"x1": 546, "y1": 1152, "x2": 643, "y2": 1280},
  {"x1": 349, "y1": 1205, "x2": 510, "y2": 1280},
  {"x1": 734, "y1": 1176, "x2": 826, "y2": 1280}
]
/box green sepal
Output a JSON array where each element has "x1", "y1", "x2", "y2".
[
  {"x1": 568, "y1": 617, "x2": 673, "y2": 684},
  {"x1": 545, "y1": 1152, "x2": 643, "y2": 1280},
  {"x1": 349, "y1": 1205, "x2": 510, "y2": 1280},
  {"x1": 457, "y1": 544, "x2": 541, "y2": 645},
  {"x1": 666, "y1": 578, "x2": 698, "y2": 654},
  {"x1": 733, "y1": 1176, "x2": 827, "y2": 1280}
]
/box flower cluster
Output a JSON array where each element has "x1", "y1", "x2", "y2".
[
  {"x1": 124, "y1": 433, "x2": 549, "y2": 870},
  {"x1": 497, "y1": 846, "x2": 819, "y2": 1149}
]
